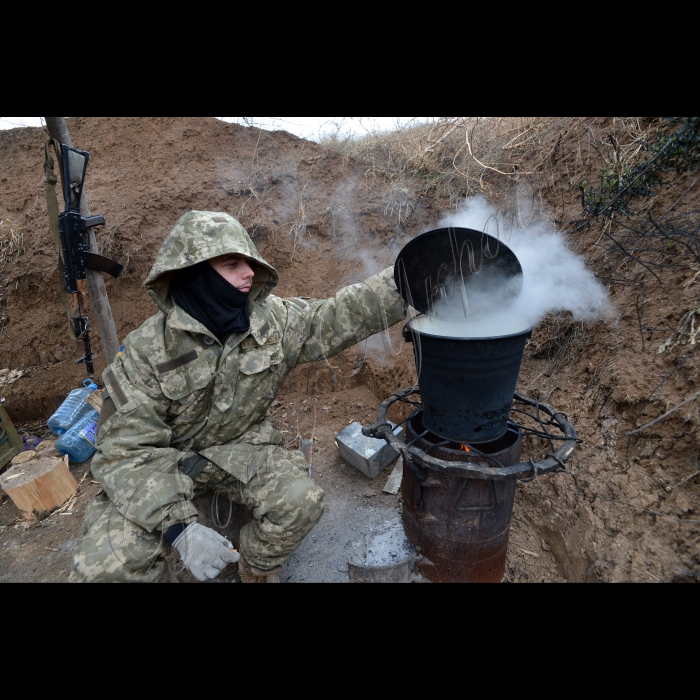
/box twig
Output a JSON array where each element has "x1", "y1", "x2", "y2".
[
  {"x1": 290, "y1": 184, "x2": 308, "y2": 262},
  {"x1": 526, "y1": 369, "x2": 548, "y2": 393},
  {"x1": 110, "y1": 216, "x2": 133, "y2": 235},
  {"x1": 462, "y1": 118, "x2": 523, "y2": 177},
  {"x1": 628, "y1": 354, "x2": 693, "y2": 446},
  {"x1": 658, "y1": 178, "x2": 699, "y2": 222},
  {"x1": 636, "y1": 295, "x2": 647, "y2": 352},
  {"x1": 423, "y1": 123, "x2": 460, "y2": 155},
  {"x1": 249, "y1": 127, "x2": 263, "y2": 182},
  {"x1": 672, "y1": 470, "x2": 700, "y2": 491},
  {"x1": 626, "y1": 392, "x2": 700, "y2": 436}
]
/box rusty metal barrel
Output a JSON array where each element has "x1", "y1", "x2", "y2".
[
  {"x1": 403, "y1": 414, "x2": 522, "y2": 584},
  {"x1": 364, "y1": 388, "x2": 579, "y2": 585}
]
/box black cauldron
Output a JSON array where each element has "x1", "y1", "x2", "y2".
[
  {"x1": 396, "y1": 227, "x2": 530, "y2": 444},
  {"x1": 404, "y1": 319, "x2": 532, "y2": 444}
]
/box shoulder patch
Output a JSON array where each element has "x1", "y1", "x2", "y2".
[
  {"x1": 241, "y1": 332, "x2": 281, "y2": 351},
  {"x1": 103, "y1": 368, "x2": 129, "y2": 409}
]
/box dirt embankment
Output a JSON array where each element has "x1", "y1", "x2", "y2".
[
  {"x1": 0, "y1": 117, "x2": 436, "y2": 421},
  {"x1": 1, "y1": 116, "x2": 699, "y2": 584},
  {"x1": 490, "y1": 118, "x2": 700, "y2": 583}
]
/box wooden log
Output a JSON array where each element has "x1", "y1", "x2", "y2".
[
  {"x1": 85, "y1": 390, "x2": 103, "y2": 413},
  {"x1": 36, "y1": 440, "x2": 60, "y2": 460},
  {"x1": 11, "y1": 451, "x2": 37, "y2": 466},
  {"x1": 0, "y1": 457, "x2": 78, "y2": 520}
]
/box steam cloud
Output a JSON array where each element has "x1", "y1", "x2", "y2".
[{"x1": 428, "y1": 198, "x2": 614, "y2": 333}]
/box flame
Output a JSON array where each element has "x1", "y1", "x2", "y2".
[{"x1": 460, "y1": 444, "x2": 472, "y2": 453}]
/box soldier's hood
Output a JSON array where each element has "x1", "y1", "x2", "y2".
[{"x1": 145, "y1": 211, "x2": 279, "y2": 314}]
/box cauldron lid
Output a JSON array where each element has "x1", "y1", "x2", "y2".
[{"x1": 394, "y1": 227, "x2": 524, "y2": 314}]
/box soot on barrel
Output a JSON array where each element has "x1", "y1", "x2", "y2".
[{"x1": 402, "y1": 413, "x2": 522, "y2": 584}]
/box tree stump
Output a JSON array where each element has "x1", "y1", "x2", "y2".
[
  {"x1": 36, "y1": 440, "x2": 61, "y2": 461},
  {"x1": 0, "y1": 457, "x2": 78, "y2": 520},
  {"x1": 11, "y1": 451, "x2": 37, "y2": 467}
]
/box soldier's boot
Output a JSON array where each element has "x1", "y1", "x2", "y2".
[{"x1": 238, "y1": 556, "x2": 283, "y2": 584}]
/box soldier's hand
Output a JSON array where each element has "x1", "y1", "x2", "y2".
[{"x1": 173, "y1": 524, "x2": 241, "y2": 582}]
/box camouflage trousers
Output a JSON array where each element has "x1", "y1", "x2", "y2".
[{"x1": 69, "y1": 446, "x2": 324, "y2": 583}]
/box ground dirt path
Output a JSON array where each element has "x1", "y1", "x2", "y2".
[{"x1": 0, "y1": 383, "x2": 565, "y2": 583}]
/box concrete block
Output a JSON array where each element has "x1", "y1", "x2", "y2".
[{"x1": 336, "y1": 422, "x2": 403, "y2": 480}]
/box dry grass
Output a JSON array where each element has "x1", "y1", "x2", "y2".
[
  {"x1": 290, "y1": 185, "x2": 309, "y2": 262},
  {"x1": 529, "y1": 314, "x2": 593, "y2": 370},
  {"x1": 97, "y1": 215, "x2": 133, "y2": 275},
  {"x1": 320, "y1": 117, "x2": 563, "y2": 204},
  {"x1": 325, "y1": 117, "x2": 696, "y2": 308},
  {"x1": 524, "y1": 314, "x2": 595, "y2": 398},
  {"x1": 0, "y1": 219, "x2": 26, "y2": 267},
  {"x1": 659, "y1": 307, "x2": 700, "y2": 354},
  {"x1": 321, "y1": 117, "x2": 660, "y2": 215}
]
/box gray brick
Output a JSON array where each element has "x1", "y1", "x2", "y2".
[{"x1": 336, "y1": 422, "x2": 403, "y2": 479}]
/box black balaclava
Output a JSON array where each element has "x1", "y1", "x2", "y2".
[{"x1": 171, "y1": 261, "x2": 251, "y2": 343}]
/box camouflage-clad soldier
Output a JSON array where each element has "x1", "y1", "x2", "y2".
[{"x1": 70, "y1": 211, "x2": 406, "y2": 583}]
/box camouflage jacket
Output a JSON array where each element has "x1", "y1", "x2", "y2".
[{"x1": 92, "y1": 211, "x2": 406, "y2": 534}]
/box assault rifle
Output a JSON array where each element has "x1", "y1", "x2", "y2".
[{"x1": 45, "y1": 143, "x2": 123, "y2": 376}]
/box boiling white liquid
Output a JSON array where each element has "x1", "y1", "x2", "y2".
[{"x1": 410, "y1": 314, "x2": 532, "y2": 339}]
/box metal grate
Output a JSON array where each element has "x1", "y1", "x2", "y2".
[{"x1": 363, "y1": 388, "x2": 580, "y2": 482}]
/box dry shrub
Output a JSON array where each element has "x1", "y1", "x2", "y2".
[
  {"x1": 321, "y1": 117, "x2": 680, "y2": 295},
  {"x1": 659, "y1": 306, "x2": 700, "y2": 354},
  {"x1": 529, "y1": 313, "x2": 592, "y2": 368},
  {"x1": 97, "y1": 215, "x2": 134, "y2": 275},
  {"x1": 290, "y1": 186, "x2": 309, "y2": 262},
  {"x1": 322, "y1": 117, "x2": 662, "y2": 214},
  {"x1": 321, "y1": 117, "x2": 581, "y2": 205},
  {"x1": 0, "y1": 219, "x2": 26, "y2": 267}
]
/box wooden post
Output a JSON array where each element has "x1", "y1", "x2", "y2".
[
  {"x1": 0, "y1": 405, "x2": 23, "y2": 469},
  {"x1": 44, "y1": 117, "x2": 121, "y2": 367},
  {"x1": 0, "y1": 456, "x2": 78, "y2": 520}
]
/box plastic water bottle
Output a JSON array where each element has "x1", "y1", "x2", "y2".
[
  {"x1": 56, "y1": 409, "x2": 100, "y2": 463},
  {"x1": 47, "y1": 379, "x2": 99, "y2": 436}
]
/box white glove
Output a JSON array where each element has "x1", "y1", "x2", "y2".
[{"x1": 173, "y1": 524, "x2": 241, "y2": 582}]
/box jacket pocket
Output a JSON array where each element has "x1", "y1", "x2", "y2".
[
  {"x1": 238, "y1": 346, "x2": 284, "y2": 376},
  {"x1": 157, "y1": 357, "x2": 214, "y2": 402},
  {"x1": 236, "y1": 346, "x2": 286, "y2": 412}
]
